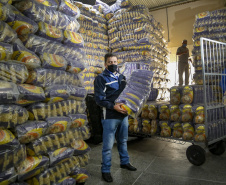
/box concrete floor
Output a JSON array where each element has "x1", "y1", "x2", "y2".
[{"x1": 85, "y1": 137, "x2": 226, "y2": 185}]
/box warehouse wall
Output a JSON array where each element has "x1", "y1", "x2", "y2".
[{"x1": 150, "y1": 0, "x2": 225, "y2": 62}]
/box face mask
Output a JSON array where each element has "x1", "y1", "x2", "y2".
[
  {"x1": 183, "y1": 44, "x2": 187, "y2": 47},
  {"x1": 108, "y1": 64, "x2": 117, "y2": 73}
]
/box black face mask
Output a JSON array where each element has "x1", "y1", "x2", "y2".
[{"x1": 108, "y1": 64, "x2": 117, "y2": 73}]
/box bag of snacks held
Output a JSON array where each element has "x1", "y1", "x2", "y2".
[
  {"x1": 68, "y1": 114, "x2": 88, "y2": 128},
  {"x1": 170, "y1": 86, "x2": 181, "y2": 105},
  {"x1": 0, "y1": 61, "x2": 28, "y2": 84},
  {"x1": 148, "y1": 105, "x2": 158, "y2": 120},
  {"x1": 15, "y1": 121, "x2": 48, "y2": 144},
  {"x1": 171, "y1": 122, "x2": 183, "y2": 138},
  {"x1": 159, "y1": 121, "x2": 171, "y2": 137},
  {"x1": 16, "y1": 84, "x2": 45, "y2": 105},
  {"x1": 182, "y1": 123, "x2": 195, "y2": 140},
  {"x1": 40, "y1": 53, "x2": 68, "y2": 71},
  {"x1": 48, "y1": 147, "x2": 74, "y2": 167},
  {"x1": 37, "y1": 22, "x2": 64, "y2": 43},
  {"x1": 70, "y1": 167, "x2": 90, "y2": 184},
  {"x1": 193, "y1": 105, "x2": 204, "y2": 124},
  {"x1": 194, "y1": 124, "x2": 206, "y2": 142},
  {"x1": 170, "y1": 105, "x2": 180, "y2": 122},
  {"x1": 159, "y1": 105, "x2": 170, "y2": 121},
  {"x1": 0, "y1": 80, "x2": 20, "y2": 104},
  {"x1": 12, "y1": 39, "x2": 41, "y2": 69},
  {"x1": 181, "y1": 86, "x2": 193, "y2": 104},
  {"x1": 17, "y1": 156, "x2": 49, "y2": 181},
  {"x1": 45, "y1": 116, "x2": 71, "y2": 135},
  {"x1": 0, "y1": 42, "x2": 13, "y2": 60},
  {"x1": 180, "y1": 104, "x2": 193, "y2": 122}
]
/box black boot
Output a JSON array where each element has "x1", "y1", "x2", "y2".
[
  {"x1": 120, "y1": 163, "x2": 137, "y2": 171},
  {"x1": 102, "y1": 172, "x2": 113, "y2": 182}
]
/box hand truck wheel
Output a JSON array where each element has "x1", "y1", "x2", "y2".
[
  {"x1": 209, "y1": 140, "x2": 225, "y2": 156},
  {"x1": 186, "y1": 145, "x2": 206, "y2": 166}
]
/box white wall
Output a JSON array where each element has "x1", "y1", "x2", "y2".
[{"x1": 150, "y1": 0, "x2": 225, "y2": 49}]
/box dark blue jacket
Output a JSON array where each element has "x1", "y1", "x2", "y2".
[{"x1": 94, "y1": 69, "x2": 126, "y2": 119}]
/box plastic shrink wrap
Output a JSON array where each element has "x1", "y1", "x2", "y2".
[
  {"x1": 0, "y1": 42, "x2": 13, "y2": 60},
  {"x1": 16, "y1": 84, "x2": 45, "y2": 105},
  {"x1": 12, "y1": 39, "x2": 41, "y2": 69},
  {"x1": 115, "y1": 70, "x2": 153, "y2": 117},
  {"x1": 0, "y1": 80, "x2": 19, "y2": 104},
  {"x1": 16, "y1": 155, "x2": 49, "y2": 181},
  {"x1": 0, "y1": 60, "x2": 28, "y2": 84},
  {"x1": 0, "y1": 105, "x2": 28, "y2": 129},
  {"x1": 15, "y1": 121, "x2": 48, "y2": 144},
  {"x1": 14, "y1": 0, "x2": 80, "y2": 32},
  {"x1": 45, "y1": 116, "x2": 71, "y2": 134},
  {"x1": 40, "y1": 52, "x2": 68, "y2": 70},
  {"x1": 0, "y1": 21, "x2": 17, "y2": 43}
]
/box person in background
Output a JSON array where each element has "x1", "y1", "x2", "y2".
[
  {"x1": 176, "y1": 39, "x2": 192, "y2": 86},
  {"x1": 94, "y1": 53, "x2": 137, "y2": 183}
]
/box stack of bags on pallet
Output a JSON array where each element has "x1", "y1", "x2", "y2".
[
  {"x1": 0, "y1": 0, "x2": 91, "y2": 184},
  {"x1": 75, "y1": 0, "x2": 109, "y2": 94},
  {"x1": 139, "y1": 85, "x2": 226, "y2": 142},
  {"x1": 107, "y1": 0, "x2": 170, "y2": 102},
  {"x1": 192, "y1": 8, "x2": 226, "y2": 86}
]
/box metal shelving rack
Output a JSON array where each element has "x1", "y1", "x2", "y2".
[{"x1": 185, "y1": 37, "x2": 226, "y2": 166}]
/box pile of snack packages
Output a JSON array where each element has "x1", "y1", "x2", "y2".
[
  {"x1": 106, "y1": 0, "x2": 170, "y2": 101},
  {"x1": 130, "y1": 84, "x2": 226, "y2": 142},
  {"x1": 0, "y1": 0, "x2": 94, "y2": 184}
]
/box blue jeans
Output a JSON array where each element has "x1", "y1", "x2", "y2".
[{"x1": 101, "y1": 116, "x2": 130, "y2": 173}]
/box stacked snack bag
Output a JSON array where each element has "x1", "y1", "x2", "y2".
[
  {"x1": 107, "y1": 0, "x2": 170, "y2": 102},
  {"x1": 0, "y1": 0, "x2": 91, "y2": 184},
  {"x1": 192, "y1": 8, "x2": 226, "y2": 86},
  {"x1": 75, "y1": 0, "x2": 109, "y2": 94},
  {"x1": 140, "y1": 84, "x2": 226, "y2": 142}
]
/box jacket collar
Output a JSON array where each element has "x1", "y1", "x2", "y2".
[{"x1": 103, "y1": 68, "x2": 120, "y2": 79}]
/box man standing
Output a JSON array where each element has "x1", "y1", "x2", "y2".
[
  {"x1": 176, "y1": 39, "x2": 191, "y2": 86},
  {"x1": 94, "y1": 53, "x2": 137, "y2": 183}
]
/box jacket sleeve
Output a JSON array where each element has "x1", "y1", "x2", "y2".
[{"x1": 94, "y1": 75, "x2": 115, "y2": 110}]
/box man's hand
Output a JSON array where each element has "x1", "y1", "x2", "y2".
[{"x1": 114, "y1": 103, "x2": 127, "y2": 114}]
